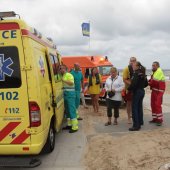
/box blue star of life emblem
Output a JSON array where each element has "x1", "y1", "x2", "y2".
[{"x1": 0, "y1": 54, "x2": 14, "y2": 81}]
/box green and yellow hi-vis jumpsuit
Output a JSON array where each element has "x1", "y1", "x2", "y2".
[{"x1": 63, "y1": 72, "x2": 78, "y2": 131}]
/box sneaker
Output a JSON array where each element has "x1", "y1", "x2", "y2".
[
  {"x1": 113, "y1": 119, "x2": 118, "y2": 125},
  {"x1": 105, "y1": 122, "x2": 111, "y2": 126},
  {"x1": 69, "y1": 129, "x2": 78, "y2": 133},
  {"x1": 113, "y1": 121, "x2": 118, "y2": 125},
  {"x1": 77, "y1": 117, "x2": 83, "y2": 120},
  {"x1": 62, "y1": 126, "x2": 72, "y2": 130},
  {"x1": 140, "y1": 122, "x2": 144, "y2": 126},
  {"x1": 129, "y1": 127, "x2": 140, "y2": 131}
]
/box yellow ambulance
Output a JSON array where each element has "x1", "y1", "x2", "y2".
[{"x1": 0, "y1": 12, "x2": 64, "y2": 155}]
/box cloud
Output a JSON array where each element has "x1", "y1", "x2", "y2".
[{"x1": 0, "y1": 0, "x2": 170, "y2": 68}]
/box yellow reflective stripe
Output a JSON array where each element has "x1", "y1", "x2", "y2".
[
  {"x1": 64, "y1": 89, "x2": 75, "y2": 91},
  {"x1": 71, "y1": 119, "x2": 78, "y2": 130}
]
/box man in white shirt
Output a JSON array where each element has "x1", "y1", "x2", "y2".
[{"x1": 104, "y1": 67, "x2": 125, "y2": 125}]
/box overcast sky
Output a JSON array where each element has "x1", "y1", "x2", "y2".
[{"x1": 1, "y1": 0, "x2": 170, "y2": 69}]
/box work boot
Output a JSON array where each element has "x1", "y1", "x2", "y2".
[
  {"x1": 62, "y1": 126, "x2": 72, "y2": 130},
  {"x1": 156, "y1": 122, "x2": 162, "y2": 126},
  {"x1": 69, "y1": 129, "x2": 78, "y2": 133},
  {"x1": 149, "y1": 120, "x2": 157, "y2": 123},
  {"x1": 129, "y1": 127, "x2": 140, "y2": 131},
  {"x1": 105, "y1": 122, "x2": 111, "y2": 126},
  {"x1": 77, "y1": 117, "x2": 83, "y2": 120}
]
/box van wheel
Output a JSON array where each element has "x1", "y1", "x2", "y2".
[{"x1": 43, "y1": 123, "x2": 55, "y2": 153}]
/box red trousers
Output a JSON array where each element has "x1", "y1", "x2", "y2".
[{"x1": 151, "y1": 90, "x2": 164, "y2": 123}]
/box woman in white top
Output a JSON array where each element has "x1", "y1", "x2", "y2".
[{"x1": 104, "y1": 67, "x2": 125, "y2": 125}]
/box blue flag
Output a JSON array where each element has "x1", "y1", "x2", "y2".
[{"x1": 81, "y1": 22, "x2": 90, "y2": 37}]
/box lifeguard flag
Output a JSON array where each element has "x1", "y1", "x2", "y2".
[{"x1": 81, "y1": 22, "x2": 90, "y2": 37}]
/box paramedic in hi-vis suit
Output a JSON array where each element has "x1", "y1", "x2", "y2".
[{"x1": 60, "y1": 65, "x2": 78, "y2": 133}]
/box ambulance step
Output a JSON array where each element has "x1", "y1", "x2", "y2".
[{"x1": 0, "y1": 156, "x2": 41, "y2": 168}]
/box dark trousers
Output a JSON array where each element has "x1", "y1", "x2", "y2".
[
  {"x1": 132, "y1": 89, "x2": 145, "y2": 128},
  {"x1": 106, "y1": 99, "x2": 121, "y2": 118}
]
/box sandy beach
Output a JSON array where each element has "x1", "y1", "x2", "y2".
[{"x1": 82, "y1": 81, "x2": 170, "y2": 170}]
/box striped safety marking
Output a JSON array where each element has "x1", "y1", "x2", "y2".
[
  {"x1": 0, "y1": 122, "x2": 21, "y2": 141},
  {"x1": 11, "y1": 130, "x2": 30, "y2": 144}
]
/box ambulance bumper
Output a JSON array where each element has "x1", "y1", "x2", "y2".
[{"x1": 0, "y1": 127, "x2": 49, "y2": 155}]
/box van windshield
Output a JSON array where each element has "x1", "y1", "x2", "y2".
[
  {"x1": 98, "y1": 66, "x2": 112, "y2": 76},
  {"x1": 0, "y1": 46, "x2": 21, "y2": 88}
]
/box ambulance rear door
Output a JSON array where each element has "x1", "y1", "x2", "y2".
[{"x1": 0, "y1": 22, "x2": 31, "y2": 146}]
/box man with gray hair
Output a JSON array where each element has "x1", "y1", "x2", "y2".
[{"x1": 149, "y1": 61, "x2": 166, "y2": 126}]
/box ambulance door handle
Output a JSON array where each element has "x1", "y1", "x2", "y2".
[
  {"x1": 52, "y1": 102, "x2": 57, "y2": 108},
  {"x1": 50, "y1": 94, "x2": 57, "y2": 107}
]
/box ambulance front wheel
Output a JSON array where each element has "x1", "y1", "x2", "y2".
[{"x1": 43, "y1": 122, "x2": 56, "y2": 153}]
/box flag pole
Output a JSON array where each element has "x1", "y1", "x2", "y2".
[{"x1": 89, "y1": 21, "x2": 90, "y2": 55}]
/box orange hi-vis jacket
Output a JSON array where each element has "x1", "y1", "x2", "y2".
[{"x1": 149, "y1": 68, "x2": 166, "y2": 92}]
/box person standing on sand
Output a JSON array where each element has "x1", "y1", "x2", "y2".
[
  {"x1": 88, "y1": 67, "x2": 102, "y2": 113},
  {"x1": 60, "y1": 65, "x2": 79, "y2": 133},
  {"x1": 104, "y1": 67, "x2": 124, "y2": 126},
  {"x1": 148, "y1": 61, "x2": 166, "y2": 126},
  {"x1": 123, "y1": 57, "x2": 137, "y2": 124},
  {"x1": 128, "y1": 61, "x2": 147, "y2": 131},
  {"x1": 70, "y1": 63, "x2": 84, "y2": 120}
]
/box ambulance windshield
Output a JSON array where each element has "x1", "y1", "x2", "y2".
[
  {"x1": 98, "y1": 66, "x2": 112, "y2": 76},
  {"x1": 0, "y1": 46, "x2": 21, "y2": 88}
]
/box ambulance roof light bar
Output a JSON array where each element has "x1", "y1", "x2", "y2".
[
  {"x1": 0, "y1": 11, "x2": 20, "y2": 20},
  {"x1": 47, "y1": 37, "x2": 53, "y2": 42},
  {"x1": 91, "y1": 56, "x2": 94, "y2": 61}
]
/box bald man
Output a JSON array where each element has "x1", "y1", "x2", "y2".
[{"x1": 70, "y1": 63, "x2": 84, "y2": 120}]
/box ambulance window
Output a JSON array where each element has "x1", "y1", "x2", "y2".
[
  {"x1": 0, "y1": 46, "x2": 21, "y2": 88},
  {"x1": 50, "y1": 54, "x2": 60, "y2": 81},
  {"x1": 85, "y1": 68, "x2": 90, "y2": 78},
  {"x1": 98, "y1": 66, "x2": 112, "y2": 76}
]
